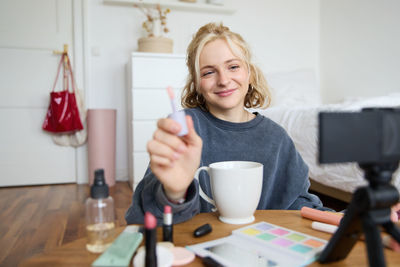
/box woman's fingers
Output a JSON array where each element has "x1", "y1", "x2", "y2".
[
  {"x1": 148, "y1": 115, "x2": 202, "y2": 173},
  {"x1": 157, "y1": 117, "x2": 182, "y2": 135},
  {"x1": 152, "y1": 128, "x2": 187, "y2": 154},
  {"x1": 150, "y1": 154, "x2": 173, "y2": 167},
  {"x1": 147, "y1": 139, "x2": 180, "y2": 165},
  {"x1": 185, "y1": 115, "x2": 202, "y2": 144},
  {"x1": 391, "y1": 203, "x2": 400, "y2": 222}
]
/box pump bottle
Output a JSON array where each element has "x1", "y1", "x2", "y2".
[{"x1": 85, "y1": 169, "x2": 115, "y2": 253}]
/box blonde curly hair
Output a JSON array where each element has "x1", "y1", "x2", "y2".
[{"x1": 181, "y1": 22, "x2": 271, "y2": 110}]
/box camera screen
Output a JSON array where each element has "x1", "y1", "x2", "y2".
[{"x1": 319, "y1": 109, "x2": 400, "y2": 164}]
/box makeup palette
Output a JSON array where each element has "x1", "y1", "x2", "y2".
[
  {"x1": 234, "y1": 222, "x2": 326, "y2": 262},
  {"x1": 187, "y1": 221, "x2": 327, "y2": 267}
]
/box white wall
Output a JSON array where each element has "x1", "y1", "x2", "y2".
[
  {"x1": 86, "y1": 0, "x2": 320, "y2": 182},
  {"x1": 320, "y1": 0, "x2": 400, "y2": 103},
  {"x1": 3, "y1": 0, "x2": 397, "y2": 184}
]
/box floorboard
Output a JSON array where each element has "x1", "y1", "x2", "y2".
[{"x1": 0, "y1": 182, "x2": 132, "y2": 267}]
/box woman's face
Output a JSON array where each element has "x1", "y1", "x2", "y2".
[{"x1": 198, "y1": 39, "x2": 250, "y2": 118}]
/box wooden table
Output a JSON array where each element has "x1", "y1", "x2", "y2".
[{"x1": 20, "y1": 210, "x2": 400, "y2": 267}]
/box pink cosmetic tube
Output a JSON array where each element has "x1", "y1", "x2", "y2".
[{"x1": 301, "y1": 207, "x2": 343, "y2": 226}]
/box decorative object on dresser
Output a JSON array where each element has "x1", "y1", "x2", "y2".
[
  {"x1": 134, "y1": 1, "x2": 173, "y2": 53},
  {"x1": 137, "y1": 36, "x2": 173, "y2": 53},
  {"x1": 127, "y1": 52, "x2": 187, "y2": 189}
]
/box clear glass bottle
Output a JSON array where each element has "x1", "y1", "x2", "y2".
[{"x1": 85, "y1": 169, "x2": 115, "y2": 253}]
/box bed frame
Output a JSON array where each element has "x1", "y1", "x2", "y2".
[{"x1": 310, "y1": 178, "x2": 352, "y2": 203}]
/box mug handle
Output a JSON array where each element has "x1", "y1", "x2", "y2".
[{"x1": 194, "y1": 166, "x2": 217, "y2": 212}]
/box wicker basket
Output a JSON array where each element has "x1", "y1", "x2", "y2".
[{"x1": 138, "y1": 37, "x2": 173, "y2": 53}]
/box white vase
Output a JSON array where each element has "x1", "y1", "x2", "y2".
[{"x1": 152, "y1": 19, "x2": 162, "y2": 37}]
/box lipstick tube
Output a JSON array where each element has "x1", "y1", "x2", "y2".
[
  {"x1": 145, "y1": 212, "x2": 157, "y2": 267},
  {"x1": 163, "y1": 205, "x2": 173, "y2": 242}
]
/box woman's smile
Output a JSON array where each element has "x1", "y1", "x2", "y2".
[{"x1": 215, "y1": 88, "x2": 236, "y2": 97}]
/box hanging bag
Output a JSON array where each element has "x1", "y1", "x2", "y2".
[
  {"x1": 42, "y1": 53, "x2": 84, "y2": 133},
  {"x1": 52, "y1": 53, "x2": 87, "y2": 147}
]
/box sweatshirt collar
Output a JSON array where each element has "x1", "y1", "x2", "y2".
[{"x1": 196, "y1": 107, "x2": 263, "y2": 131}]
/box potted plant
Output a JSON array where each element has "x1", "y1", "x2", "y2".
[{"x1": 134, "y1": 2, "x2": 173, "y2": 53}]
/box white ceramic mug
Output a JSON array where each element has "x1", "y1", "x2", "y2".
[{"x1": 194, "y1": 161, "x2": 263, "y2": 224}]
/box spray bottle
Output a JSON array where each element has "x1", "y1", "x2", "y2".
[{"x1": 85, "y1": 169, "x2": 115, "y2": 253}]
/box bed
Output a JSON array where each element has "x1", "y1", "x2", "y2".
[{"x1": 254, "y1": 69, "x2": 400, "y2": 202}]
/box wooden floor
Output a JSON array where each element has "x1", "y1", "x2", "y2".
[{"x1": 0, "y1": 182, "x2": 132, "y2": 267}]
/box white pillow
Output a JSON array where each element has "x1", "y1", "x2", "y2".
[{"x1": 266, "y1": 69, "x2": 322, "y2": 108}]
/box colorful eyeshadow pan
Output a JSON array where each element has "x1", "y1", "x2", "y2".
[
  {"x1": 272, "y1": 238, "x2": 293, "y2": 247},
  {"x1": 256, "y1": 233, "x2": 276, "y2": 241},
  {"x1": 270, "y1": 228, "x2": 289, "y2": 236},
  {"x1": 286, "y1": 233, "x2": 306, "y2": 242},
  {"x1": 291, "y1": 244, "x2": 313, "y2": 253},
  {"x1": 303, "y1": 239, "x2": 325, "y2": 248},
  {"x1": 241, "y1": 228, "x2": 261, "y2": 236},
  {"x1": 255, "y1": 223, "x2": 273, "y2": 231}
]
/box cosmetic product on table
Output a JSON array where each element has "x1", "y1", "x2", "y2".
[
  {"x1": 133, "y1": 245, "x2": 173, "y2": 267},
  {"x1": 194, "y1": 223, "x2": 212, "y2": 237},
  {"x1": 170, "y1": 247, "x2": 195, "y2": 266},
  {"x1": 300, "y1": 207, "x2": 343, "y2": 226},
  {"x1": 310, "y1": 220, "x2": 400, "y2": 252},
  {"x1": 167, "y1": 86, "x2": 188, "y2": 136},
  {"x1": 311, "y1": 221, "x2": 338, "y2": 234},
  {"x1": 133, "y1": 212, "x2": 174, "y2": 267},
  {"x1": 187, "y1": 221, "x2": 327, "y2": 266},
  {"x1": 158, "y1": 241, "x2": 174, "y2": 250},
  {"x1": 85, "y1": 169, "x2": 115, "y2": 253},
  {"x1": 145, "y1": 212, "x2": 157, "y2": 267},
  {"x1": 163, "y1": 205, "x2": 173, "y2": 242},
  {"x1": 136, "y1": 241, "x2": 175, "y2": 256},
  {"x1": 137, "y1": 243, "x2": 195, "y2": 266},
  {"x1": 91, "y1": 226, "x2": 142, "y2": 267}
]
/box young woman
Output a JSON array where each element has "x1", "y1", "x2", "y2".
[{"x1": 125, "y1": 22, "x2": 330, "y2": 224}]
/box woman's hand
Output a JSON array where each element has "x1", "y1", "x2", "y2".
[
  {"x1": 391, "y1": 202, "x2": 400, "y2": 222},
  {"x1": 146, "y1": 115, "x2": 202, "y2": 201}
]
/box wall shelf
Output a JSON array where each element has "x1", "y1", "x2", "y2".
[{"x1": 103, "y1": 0, "x2": 236, "y2": 14}]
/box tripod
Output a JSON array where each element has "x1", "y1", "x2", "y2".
[{"x1": 318, "y1": 162, "x2": 400, "y2": 267}]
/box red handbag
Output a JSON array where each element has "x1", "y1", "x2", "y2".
[{"x1": 42, "y1": 53, "x2": 83, "y2": 133}]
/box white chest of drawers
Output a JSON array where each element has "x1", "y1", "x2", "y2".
[{"x1": 128, "y1": 52, "x2": 187, "y2": 189}]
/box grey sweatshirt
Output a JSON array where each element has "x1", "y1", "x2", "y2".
[{"x1": 125, "y1": 107, "x2": 329, "y2": 225}]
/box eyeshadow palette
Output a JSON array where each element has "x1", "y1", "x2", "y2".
[
  {"x1": 233, "y1": 222, "x2": 327, "y2": 264},
  {"x1": 187, "y1": 221, "x2": 327, "y2": 267}
]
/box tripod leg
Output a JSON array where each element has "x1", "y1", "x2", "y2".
[
  {"x1": 318, "y1": 193, "x2": 363, "y2": 263},
  {"x1": 362, "y1": 212, "x2": 386, "y2": 267},
  {"x1": 382, "y1": 221, "x2": 400, "y2": 244}
]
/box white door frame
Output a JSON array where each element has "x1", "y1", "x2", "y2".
[{"x1": 73, "y1": 0, "x2": 90, "y2": 184}]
